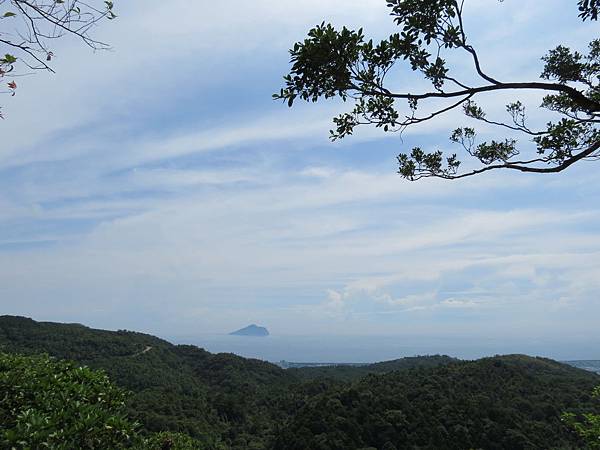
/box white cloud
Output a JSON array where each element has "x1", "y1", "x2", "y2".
[{"x1": 0, "y1": 0, "x2": 599, "y2": 347}]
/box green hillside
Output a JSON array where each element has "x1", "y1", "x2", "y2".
[
  {"x1": 1, "y1": 316, "x2": 598, "y2": 449},
  {"x1": 276, "y1": 355, "x2": 600, "y2": 450},
  {"x1": 0, "y1": 315, "x2": 294, "y2": 448},
  {"x1": 290, "y1": 355, "x2": 457, "y2": 381}
]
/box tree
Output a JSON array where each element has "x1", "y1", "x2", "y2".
[
  {"x1": 275, "y1": 0, "x2": 600, "y2": 180},
  {"x1": 136, "y1": 431, "x2": 221, "y2": 450},
  {"x1": 580, "y1": 0, "x2": 600, "y2": 20},
  {"x1": 0, "y1": 351, "x2": 139, "y2": 449},
  {"x1": 562, "y1": 385, "x2": 600, "y2": 449},
  {"x1": 0, "y1": 0, "x2": 116, "y2": 117}
]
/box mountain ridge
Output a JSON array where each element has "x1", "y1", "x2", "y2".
[{"x1": 1, "y1": 315, "x2": 598, "y2": 449}]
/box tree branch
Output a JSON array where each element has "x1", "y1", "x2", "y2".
[
  {"x1": 461, "y1": 45, "x2": 502, "y2": 85},
  {"x1": 364, "y1": 82, "x2": 600, "y2": 113},
  {"x1": 452, "y1": 0, "x2": 500, "y2": 85},
  {"x1": 401, "y1": 93, "x2": 474, "y2": 126},
  {"x1": 438, "y1": 139, "x2": 600, "y2": 179}
]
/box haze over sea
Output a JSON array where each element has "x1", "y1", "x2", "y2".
[{"x1": 170, "y1": 333, "x2": 600, "y2": 363}]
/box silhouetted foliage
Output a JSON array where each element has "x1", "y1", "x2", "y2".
[
  {"x1": 579, "y1": 0, "x2": 600, "y2": 20},
  {"x1": 0, "y1": 0, "x2": 116, "y2": 117},
  {"x1": 275, "y1": 1, "x2": 600, "y2": 180}
]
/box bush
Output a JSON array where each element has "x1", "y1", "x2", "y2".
[
  {"x1": 562, "y1": 385, "x2": 600, "y2": 449},
  {"x1": 0, "y1": 351, "x2": 139, "y2": 449},
  {"x1": 138, "y1": 431, "x2": 209, "y2": 450}
]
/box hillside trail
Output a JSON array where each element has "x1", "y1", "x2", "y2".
[{"x1": 132, "y1": 345, "x2": 153, "y2": 357}]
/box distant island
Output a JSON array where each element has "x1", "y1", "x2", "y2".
[
  {"x1": 2, "y1": 316, "x2": 600, "y2": 449},
  {"x1": 229, "y1": 324, "x2": 269, "y2": 337}
]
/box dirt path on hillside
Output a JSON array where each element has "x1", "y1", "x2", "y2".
[{"x1": 132, "y1": 345, "x2": 153, "y2": 357}]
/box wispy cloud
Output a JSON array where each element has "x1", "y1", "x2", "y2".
[{"x1": 0, "y1": 0, "x2": 598, "y2": 349}]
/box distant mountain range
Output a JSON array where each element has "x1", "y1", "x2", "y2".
[
  {"x1": 229, "y1": 324, "x2": 269, "y2": 336},
  {"x1": 1, "y1": 315, "x2": 598, "y2": 450},
  {"x1": 279, "y1": 359, "x2": 600, "y2": 376},
  {"x1": 564, "y1": 360, "x2": 600, "y2": 374}
]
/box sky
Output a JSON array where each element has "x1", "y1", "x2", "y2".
[{"x1": 0, "y1": 1, "x2": 599, "y2": 357}]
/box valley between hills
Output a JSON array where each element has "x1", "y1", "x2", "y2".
[{"x1": 1, "y1": 315, "x2": 598, "y2": 449}]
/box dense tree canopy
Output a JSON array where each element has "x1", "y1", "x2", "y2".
[
  {"x1": 0, "y1": 351, "x2": 138, "y2": 449},
  {"x1": 2, "y1": 316, "x2": 600, "y2": 449},
  {"x1": 562, "y1": 385, "x2": 600, "y2": 448},
  {"x1": 274, "y1": 356, "x2": 600, "y2": 450},
  {"x1": 275, "y1": 0, "x2": 600, "y2": 180},
  {"x1": 0, "y1": 349, "x2": 223, "y2": 450}
]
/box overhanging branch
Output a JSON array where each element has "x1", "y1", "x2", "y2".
[
  {"x1": 364, "y1": 82, "x2": 600, "y2": 113},
  {"x1": 439, "y1": 140, "x2": 600, "y2": 180}
]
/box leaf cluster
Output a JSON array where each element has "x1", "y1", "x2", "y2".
[
  {"x1": 276, "y1": 1, "x2": 600, "y2": 180},
  {"x1": 562, "y1": 385, "x2": 600, "y2": 448},
  {"x1": 0, "y1": 351, "x2": 138, "y2": 449},
  {"x1": 0, "y1": 0, "x2": 117, "y2": 114}
]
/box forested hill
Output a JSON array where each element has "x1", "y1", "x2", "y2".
[
  {"x1": 0, "y1": 315, "x2": 295, "y2": 448},
  {"x1": 276, "y1": 355, "x2": 600, "y2": 450},
  {"x1": 289, "y1": 355, "x2": 457, "y2": 381},
  {"x1": 1, "y1": 315, "x2": 599, "y2": 449}
]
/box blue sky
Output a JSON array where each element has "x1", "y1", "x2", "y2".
[{"x1": 1, "y1": 0, "x2": 599, "y2": 354}]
